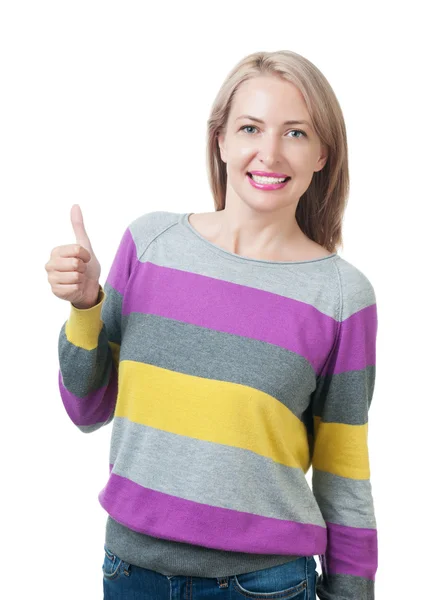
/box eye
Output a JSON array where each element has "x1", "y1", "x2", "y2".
[
  {"x1": 288, "y1": 129, "x2": 307, "y2": 138},
  {"x1": 240, "y1": 125, "x2": 258, "y2": 134},
  {"x1": 239, "y1": 126, "x2": 307, "y2": 138}
]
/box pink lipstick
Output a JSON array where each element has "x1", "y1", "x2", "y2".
[{"x1": 247, "y1": 172, "x2": 291, "y2": 191}]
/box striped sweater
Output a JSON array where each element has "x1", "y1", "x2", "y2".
[{"x1": 58, "y1": 210, "x2": 378, "y2": 599}]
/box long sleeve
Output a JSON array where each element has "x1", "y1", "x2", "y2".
[
  {"x1": 311, "y1": 278, "x2": 378, "y2": 599},
  {"x1": 57, "y1": 226, "x2": 138, "y2": 433}
]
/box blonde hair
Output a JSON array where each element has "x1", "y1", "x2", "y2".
[{"x1": 206, "y1": 50, "x2": 349, "y2": 253}]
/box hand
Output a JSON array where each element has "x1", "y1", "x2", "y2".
[{"x1": 45, "y1": 204, "x2": 101, "y2": 309}]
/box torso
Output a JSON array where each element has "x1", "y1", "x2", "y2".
[{"x1": 188, "y1": 212, "x2": 333, "y2": 262}]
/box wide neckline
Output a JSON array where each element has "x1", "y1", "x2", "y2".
[{"x1": 180, "y1": 212, "x2": 338, "y2": 266}]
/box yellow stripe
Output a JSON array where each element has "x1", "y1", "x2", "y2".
[
  {"x1": 65, "y1": 287, "x2": 106, "y2": 350},
  {"x1": 116, "y1": 361, "x2": 310, "y2": 471},
  {"x1": 312, "y1": 416, "x2": 370, "y2": 479},
  {"x1": 109, "y1": 341, "x2": 120, "y2": 372}
]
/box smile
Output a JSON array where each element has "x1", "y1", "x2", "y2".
[{"x1": 247, "y1": 172, "x2": 291, "y2": 190}]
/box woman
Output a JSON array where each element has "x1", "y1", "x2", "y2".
[{"x1": 46, "y1": 50, "x2": 378, "y2": 599}]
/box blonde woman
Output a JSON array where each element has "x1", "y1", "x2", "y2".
[{"x1": 46, "y1": 50, "x2": 378, "y2": 599}]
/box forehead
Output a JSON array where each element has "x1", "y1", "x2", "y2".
[{"x1": 229, "y1": 75, "x2": 309, "y2": 121}]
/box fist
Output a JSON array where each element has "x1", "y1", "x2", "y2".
[{"x1": 45, "y1": 204, "x2": 101, "y2": 309}]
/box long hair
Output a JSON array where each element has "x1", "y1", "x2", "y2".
[{"x1": 206, "y1": 50, "x2": 349, "y2": 253}]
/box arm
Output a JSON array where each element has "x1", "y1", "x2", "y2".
[
  {"x1": 312, "y1": 279, "x2": 378, "y2": 599},
  {"x1": 57, "y1": 226, "x2": 138, "y2": 433}
]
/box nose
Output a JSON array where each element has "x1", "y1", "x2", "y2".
[{"x1": 259, "y1": 136, "x2": 283, "y2": 166}]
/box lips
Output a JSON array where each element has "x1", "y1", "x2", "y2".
[
  {"x1": 247, "y1": 172, "x2": 291, "y2": 181},
  {"x1": 247, "y1": 173, "x2": 291, "y2": 190},
  {"x1": 248, "y1": 171, "x2": 290, "y2": 178}
]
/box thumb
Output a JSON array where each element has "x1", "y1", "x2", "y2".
[{"x1": 71, "y1": 204, "x2": 93, "y2": 252}]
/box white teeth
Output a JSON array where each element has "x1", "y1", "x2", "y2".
[{"x1": 250, "y1": 174, "x2": 288, "y2": 184}]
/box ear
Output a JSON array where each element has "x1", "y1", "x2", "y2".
[
  {"x1": 315, "y1": 144, "x2": 328, "y2": 172},
  {"x1": 217, "y1": 133, "x2": 227, "y2": 163}
]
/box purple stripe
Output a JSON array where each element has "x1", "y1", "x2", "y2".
[
  {"x1": 332, "y1": 304, "x2": 377, "y2": 374},
  {"x1": 124, "y1": 262, "x2": 336, "y2": 373},
  {"x1": 58, "y1": 367, "x2": 117, "y2": 426},
  {"x1": 98, "y1": 470, "x2": 327, "y2": 555},
  {"x1": 326, "y1": 521, "x2": 377, "y2": 579},
  {"x1": 123, "y1": 262, "x2": 376, "y2": 374},
  {"x1": 106, "y1": 228, "x2": 138, "y2": 295}
]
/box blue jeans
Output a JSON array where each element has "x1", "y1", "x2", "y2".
[{"x1": 102, "y1": 544, "x2": 319, "y2": 599}]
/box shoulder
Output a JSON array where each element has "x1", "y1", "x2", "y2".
[
  {"x1": 128, "y1": 210, "x2": 181, "y2": 236},
  {"x1": 333, "y1": 256, "x2": 377, "y2": 319},
  {"x1": 126, "y1": 211, "x2": 182, "y2": 254}
]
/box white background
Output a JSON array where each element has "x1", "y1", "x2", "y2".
[{"x1": 1, "y1": 1, "x2": 419, "y2": 598}]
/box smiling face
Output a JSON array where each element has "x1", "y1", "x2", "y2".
[{"x1": 217, "y1": 75, "x2": 328, "y2": 214}]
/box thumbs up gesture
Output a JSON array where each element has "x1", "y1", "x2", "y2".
[{"x1": 45, "y1": 205, "x2": 102, "y2": 309}]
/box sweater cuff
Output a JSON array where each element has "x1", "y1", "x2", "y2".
[{"x1": 65, "y1": 286, "x2": 106, "y2": 350}]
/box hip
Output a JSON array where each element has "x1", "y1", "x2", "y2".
[{"x1": 102, "y1": 545, "x2": 319, "y2": 599}]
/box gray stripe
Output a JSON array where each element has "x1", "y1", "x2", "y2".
[
  {"x1": 120, "y1": 313, "x2": 374, "y2": 427},
  {"x1": 105, "y1": 515, "x2": 301, "y2": 577},
  {"x1": 109, "y1": 417, "x2": 326, "y2": 527},
  {"x1": 58, "y1": 322, "x2": 113, "y2": 397},
  {"x1": 316, "y1": 572, "x2": 374, "y2": 598},
  {"x1": 128, "y1": 211, "x2": 376, "y2": 320},
  {"x1": 312, "y1": 366, "x2": 376, "y2": 425},
  {"x1": 312, "y1": 469, "x2": 376, "y2": 528},
  {"x1": 120, "y1": 313, "x2": 316, "y2": 422},
  {"x1": 102, "y1": 282, "x2": 123, "y2": 344},
  {"x1": 79, "y1": 421, "x2": 109, "y2": 434}
]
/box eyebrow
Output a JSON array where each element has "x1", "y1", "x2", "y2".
[{"x1": 235, "y1": 115, "x2": 312, "y2": 127}]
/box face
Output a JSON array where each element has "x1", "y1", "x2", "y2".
[{"x1": 217, "y1": 75, "x2": 328, "y2": 214}]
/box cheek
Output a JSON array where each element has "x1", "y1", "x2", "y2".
[
  {"x1": 225, "y1": 147, "x2": 253, "y2": 171},
  {"x1": 228, "y1": 138, "x2": 254, "y2": 155},
  {"x1": 234, "y1": 145, "x2": 255, "y2": 166},
  {"x1": 240, "y1": 146, "x2": 254, "y2": 158}
]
